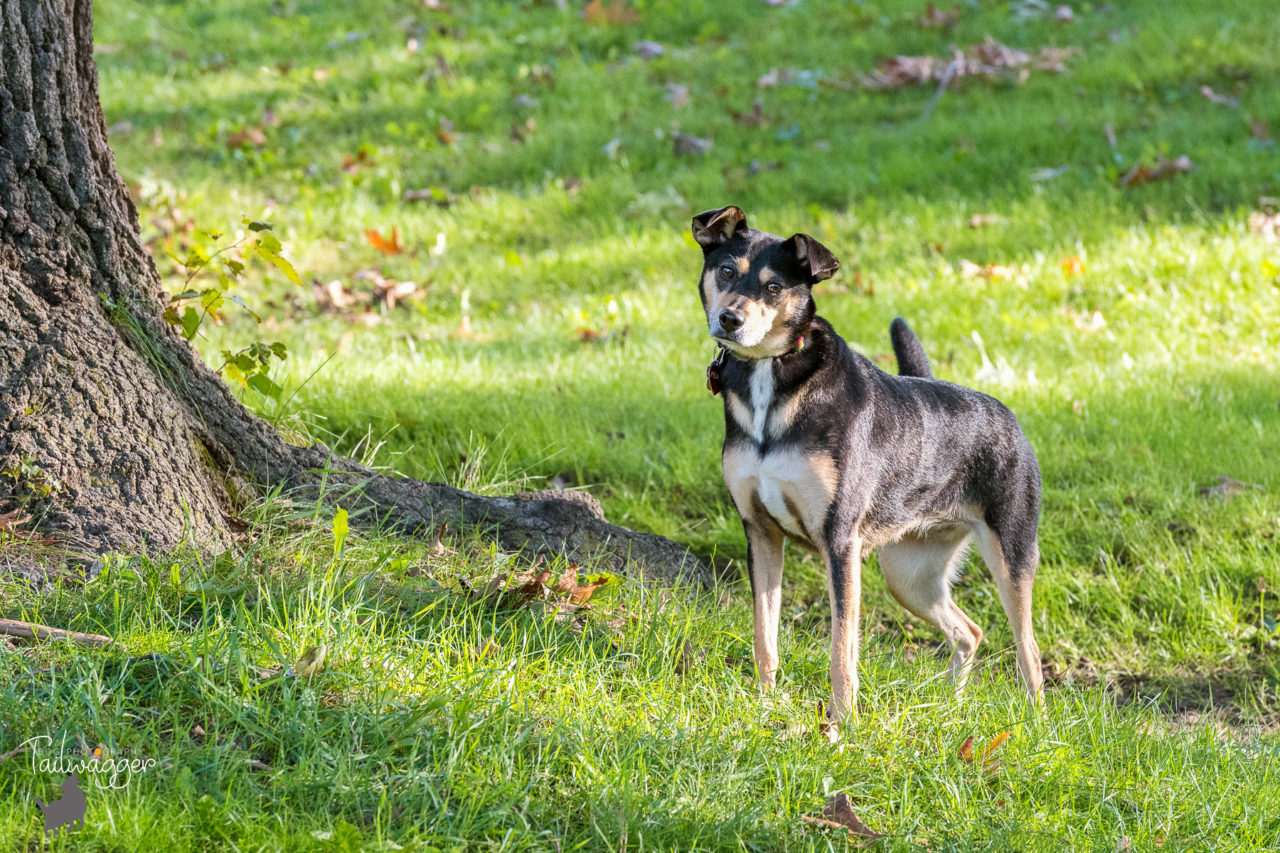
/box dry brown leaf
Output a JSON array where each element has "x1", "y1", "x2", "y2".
[
  {"x1": 817, "y1": 793, "x2": 884, "y2": 840},
  {"x1": 1247, "y1": 210, "x2": 1280, "y2": 242},
  {"x1": 0, "y1": 508, "x2": 32, "y2": 535},
  {"x1": 1199, "y1": 475, "x2": 1265, "y2": 500},
  {"x1": 226, "y1": 127, "x2": 267, "y2": 148},
  {"x1": 982, "y1": 730, "x2": 1011, "y2": 759},
  {"x1": 860, "y1": 38, "x2": 1078, "y2": 90},
  {"x1": 917, "y1": 2, "x2": 961, "y2": 29},
  {"x1": 729, "y1": 100, "x2": 765, "y2": 128},
  {"x1": 583, "y1": 0, "x2": 639, "y2": 25},
  {"x1": 958, "y1": 735, "x2": 975, "y2": 762},
  {"x1": 365, "y1": 227, "x2": 404, "y2": 255},
  {"x1": 960, "y1": 258, "x2": 1029, "y2": 283},
  {"x1": 673, "y1": 133, "x2": 712, "y2": 156},
  {"x1": 1200, "y1": 86, "x2": 1239, "y2": 109},
  {"x1": 1118, "y1": 154, "x2": 1193, "y2": 188},
  {"x1": 342, "y1": 150, "x2": 373, "y2": 173}
]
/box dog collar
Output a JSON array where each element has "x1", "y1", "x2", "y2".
[{"x1": 706, "y1": 335, "x2": 806, "y2": 397}]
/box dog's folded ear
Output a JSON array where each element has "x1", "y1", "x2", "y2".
[
  {"x1": 692, "y1": 206, "x2": 747, "y2": 250},
  {"x1": 783, "y1": 233, "x2": 840, "y2": 282}
]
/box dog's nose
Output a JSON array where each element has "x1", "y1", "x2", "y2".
[{"x1": 718, "y1": 310, "x2": 743, "y2": 332}]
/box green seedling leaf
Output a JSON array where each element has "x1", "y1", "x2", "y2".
[
  {"x1": 181, "y1": 306, "x2": 200, "y2": 340},
  {"x1": 246, "y1": 372, "x2": 282, "y2": 399},
  {"x1": 258, "y1": 247, "x2": 301, "y2": 285},
  {"x1": 257, "y1": 231, "x2": 282, "y2": 253},
  {"x1": 226, "y1": 293, "x2": 262, "y2": 322},
  {"x1": 223, "y1": 362, "x2": 248, "y2": 388}
]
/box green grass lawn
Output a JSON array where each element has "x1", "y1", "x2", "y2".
[{"x1": 3, "y1": 0, "x2": 1280, "y2": 848}]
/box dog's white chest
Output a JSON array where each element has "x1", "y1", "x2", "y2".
[{"x1": 722, "y1": 358, "x2": 837, "y2": 545}]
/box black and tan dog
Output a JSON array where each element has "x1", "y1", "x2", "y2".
[{"x1": 692, "y1": 205, "x2": 1043, "y2": 735}]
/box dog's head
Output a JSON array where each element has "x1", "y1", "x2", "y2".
[{"x1": 691, "y1": 206, "x2": 839, "y2": 359}]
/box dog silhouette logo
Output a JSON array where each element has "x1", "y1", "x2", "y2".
[{"x1": 34, "y1": 773, "x2": 86, "y2": 838}]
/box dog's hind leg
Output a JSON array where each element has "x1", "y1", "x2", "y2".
[
  {"x1": 879, "y1": 528, "x2": 983, "y2": 693},
  {"x1": 745, "y1": 521, "x2": 785, "y2": 690},
  {"x1": 971, "y1": 521, "x2": 1043, "y2": 705}
]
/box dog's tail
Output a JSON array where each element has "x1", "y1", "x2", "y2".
[{"x1": 890, "y1": 317, "x2": 932, "y2": 378}]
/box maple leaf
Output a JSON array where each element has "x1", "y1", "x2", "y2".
[{"x1": 365, "y1": 227, "x2": 404, "y2": 255}]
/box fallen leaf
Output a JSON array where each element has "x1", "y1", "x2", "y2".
[
  {"x1": 664, "y1": 83, "x2": 690, "y2": 109},
  {"x1": 674, "y1": 639, "x2": 695, "y2": 675},
  {"x1": 1199, "y1": 475, "x2": 1265, "y2": 500},
  {"x1": 1119, "y1": 154, "x2": 1193, "y2": 188},
  {"x1": 633, "y1": 40, "x2": 664, "y2": 59},
  {"x1": 1248, "y1": 210, "x2": 1280, "y2": 243},
  {"x1": 1071, "y1": 308, "x2": 1106, "y2": 332},
  {"x1": 342, "y1": 150, "x2": 373, "y2": 173},
  {"x1": 1031, "y1": 164, "x2": 1070, "y2": 182},
  {"x1": 226, "y1": 127, "x2": 267, "y2": 149},
  {"x1": 294, "y1": 644, "x2": 328, "y2": 678},
  {"x1": 365, "y1": 227, "x2": 404, "y2": 255},
  {"x1": 982, "y1": 730, "x2": 1011, "y2": 759},
  {"x1": 957, "y1": 735, "x2": 975, "y2": 762},
  {"x1": 673, "y1": 133, "x2": 712, "y2": 156},
  {"x1": 583, "y1": 0, "x2": 639, "y2": 25},
  {"x1": 1061, "y1": 255, "x2": 1086, "y2": 276},
  {"x1": 729, "y1": 100, "x2": 766, "y2": 128},
  {"x1": 917, "y1": 2, "x2": 961, "y2": 29},
  {"x1": 859, "y1": 38, "x2": 1079, "y2": 90},
  {"x1": 960, "y1": 258, "x2": 1030, "y2": 284},
  {"x1": 1200, "y1": 86, "x2": 1239, "y2": 109},
  {"x1": 0, "y1": 508, "x2": 32, "y2": 534},
  {"x1": 817, "y1": 793, "x2": 884, "y2": 840}
]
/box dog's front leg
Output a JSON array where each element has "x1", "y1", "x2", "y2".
[
  {"x1": 745, "y1": 522, "x2": 785, "y2": 690},
  {"x1": 825, "y1": 536, "x2": 863, "y2": 730}
]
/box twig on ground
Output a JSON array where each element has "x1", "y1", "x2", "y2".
[{"x1": 0, "y1": 618, "x2": 115, "y2": 648}]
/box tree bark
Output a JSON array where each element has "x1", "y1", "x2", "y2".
[{"x1": 0, "y1": 0, "x2": 708, "y2": 585}]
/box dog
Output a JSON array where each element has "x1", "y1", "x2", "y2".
[{"x1": 692, "y1": 205, "x2": 1043, "y2": 735}]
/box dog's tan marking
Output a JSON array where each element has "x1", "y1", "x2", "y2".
[
  {"x1": 701, "y1": 269, "x2": 717, "y2": 315},
  {"x1": 970, "y1": 521, "x2": 1043, "y2": 707},
  {"x1": 768, "y1": 386, "x2": 808, "y2": 439},
  {"x1": 736, "y1": 257, "x2": 750, "y2": 275},
  {"x1": 825, "y1": 537, "x2": 862, "y2": 726},
  {"x1": 745, "y1": 521, "x2": 785, "y2": 690},
  {"x1": 757, "y1": 265, "x2": 777, "y2": 285},
  {"x1": 725, "y1": 391, "x2": 753, "y2": 438},
  {"x1": 879, "y1": 528, "x2": 983, "y2": 692}
]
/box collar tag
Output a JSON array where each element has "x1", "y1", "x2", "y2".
[{"x1": 706, "y1": 347, "x2": 727, "y2": 396}]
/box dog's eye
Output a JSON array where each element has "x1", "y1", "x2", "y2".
[
  {"x1": 717, "y1": 263, "x2": 735, "y2": 280},
  {"x1": 767, "y1": 282, "x2": 782, "y2": 295}
]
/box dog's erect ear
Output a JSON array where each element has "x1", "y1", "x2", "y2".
[
  {"x1": 691, "y1": 206, "x2": 747, "y2": 250},
  {"x1": 784, "y1": 233, "x2": 840, "y2": 282}
]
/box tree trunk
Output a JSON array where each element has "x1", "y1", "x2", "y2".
[{"x1": 0, "y1": 0, "x2": 708, "y2": 585}]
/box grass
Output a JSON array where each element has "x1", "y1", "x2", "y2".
[{"x1": 2, "y1": 0, "x2": 1280, "y2": 847}]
